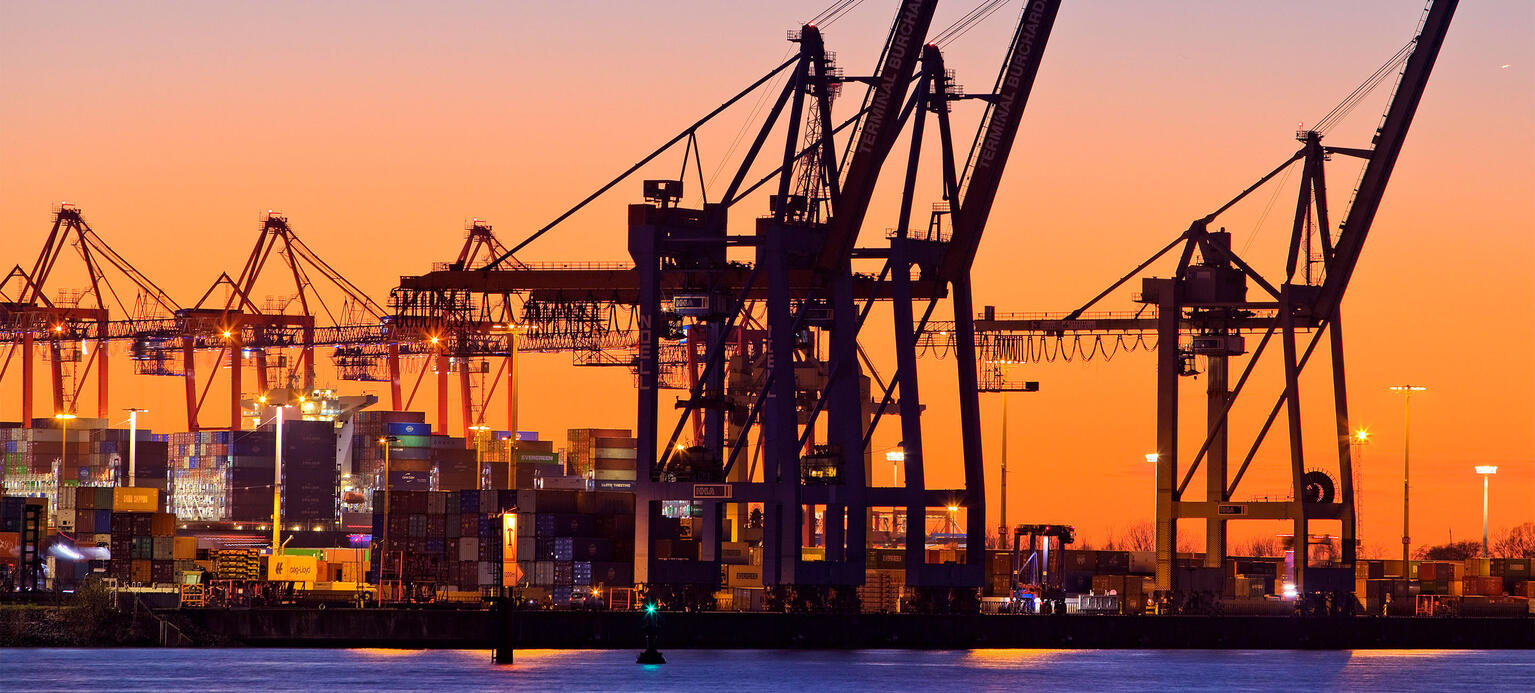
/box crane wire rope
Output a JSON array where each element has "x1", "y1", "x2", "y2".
[
  {"x1": 1237, "y1": 163, "x2": 1297, "y2": 256},
  {"x1": 711, "y1": 0, "x2": 865, "y2": 189},
  {"x1": 1312, "y1": 38, "x2": 1416, "y2": 135},
  {"x1": 932, "y1": 0, "x2": 1013, "y2": 48},
  {"x1": 810, "y1": 0, "x2": 867, "y2": 27}
]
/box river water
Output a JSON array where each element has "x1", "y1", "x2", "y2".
[{"x1": 5, "y1": 648, "x2": 1532, "y2": 691}]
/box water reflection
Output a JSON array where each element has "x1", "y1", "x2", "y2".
[{"x1": 0, "y1": 648, "x2": 1527, "y2": 693}]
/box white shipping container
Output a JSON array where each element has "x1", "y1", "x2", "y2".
[
  {"x1": 535, "y1": 476, "x2": 591, "y2": 491},
  {"x1": 534, "y1": 561, "x2": 554, "y2": 586},
  {"x1": 593, "y1": 448, "x2": 637, "y2": 460},
  {"x1": 459, "y1": 537, "x2": 479, "y2": 562},
  {"x1": 593, "y1": 469, "x2": 637, "y2": 481}
]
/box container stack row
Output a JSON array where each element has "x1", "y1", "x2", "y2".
[
  {"x1": 167, "y1": 430, "x2": 236, "y2": 521},
  {"x1": 0, "y1": 496, "x2": 48, "y2": 568},
  {"x1": 370, "y1": 489, "x2": 519, "y2": 594},
  {"x1": 565, "y1": 428, "x2": 632, "y2": 478},
  {"x1": 591, "y1": 436, "x2": 638, "y2": 491},
  {"x1": 379, "y1": 421, "x2": 435, "y2": 492},
  {"x1": 513, "y1": 489, "x2": 635, "y2": 606},
  {"x1": 82, "y1": 486, "x2": 195, "y2": 586},
  {"x1": 170, "y1": 422, "x2": 338, "y2": 525},
  {"x1": 473, "y1": 433, "x2": 564, "y2": 490},
  {"x1": 1, "y1": 420, "x2": 168, "y2": 516}
]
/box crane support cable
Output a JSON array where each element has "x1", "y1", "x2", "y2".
[
  {"x1": 811, "y1": 0, "x2": 868, "y2": 27},
  {"x1": 932, "y1": 0, "x2": 1012, "y2": 47},
  {"x1": 1313, "y1": 39, "x2": 1416, "y2": 134},
  {"x1": 481, "y1": 55, "x2": 800, "y2": 270}
]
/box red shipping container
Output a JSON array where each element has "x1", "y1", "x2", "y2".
[{"x1": 151, "y1": 512, "x2": 176, "y2": 537}]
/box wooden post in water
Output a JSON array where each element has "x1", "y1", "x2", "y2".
[{"x1": 491, "y1": 598, "x2": 513, "y2": 664}]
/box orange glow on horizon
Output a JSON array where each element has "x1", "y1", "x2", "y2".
[{"x1": 0, "y1": 1, "x2": 1529, "y2": 549}]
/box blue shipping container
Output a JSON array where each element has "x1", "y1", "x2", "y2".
[{"x1": 387, "y1": 422, "x2": 431, "y2": 437}]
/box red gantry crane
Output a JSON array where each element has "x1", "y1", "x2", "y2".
[{"x1": 0, "y1": 204, "x2": 180, "y2": 423}]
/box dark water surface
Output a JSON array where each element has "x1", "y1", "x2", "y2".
[{"x1": 6, "y1": 648, "x2": 1532, "y2": 691}]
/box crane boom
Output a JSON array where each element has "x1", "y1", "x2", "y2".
[
  {"x1": 815, "y1": 0, "x2": 939, "y2": 273},
  {"x1": 1314, "y1": 0, "x2": 1457, "y2": 316},
  {"x1": 938, "y1": 0, "x2": 1063, "y2": 282}
]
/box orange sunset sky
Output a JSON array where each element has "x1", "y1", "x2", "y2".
[{"x1": 2, "y1": 1, "x2": 1531, "y2": 552}]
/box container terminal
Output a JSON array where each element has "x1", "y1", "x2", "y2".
[{"x1": 2, "y1": 0, "x2": 1531, "y2": 652}]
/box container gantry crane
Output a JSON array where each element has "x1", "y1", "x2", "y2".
[
  {"x1": 0, "y1": 204, "x2": 180, "y2": 423},
  {"x1": 161, "y1": 212, "x2": 397, "y2": 431},
  {"x1": 393, "y1": 0, "x2": 1065, "y2": 611},
  {"x1": 921, "y1": 0, "x2": 1457, "y2": 595}
]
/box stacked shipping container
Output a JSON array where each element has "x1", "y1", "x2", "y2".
[
  {"x1": 169, "y1": 430, "x2": 237, "y2": 521},
  {"x1": 382, "y1": 421, "x2": 434, "y2": 492},
  {"x1": 565, "y1": 428, "x2": 631, "y2": 478},
  {"x1": 171, "y1": 421, "x2": 339, "y2": 524},
  {"x1": 0, "y1": 420, "x2": 168, "y2": 516},
  {"x1": 86, "y1": 486, "x2": 195, "y2": 586},
  {"x1": 368, "y1": 488, "x2": 637, "y2": 604},
  {"x1": 515, "y1": 489, "x2": 636, "y2": 606},
  {"x1": 591, "y1": 436, "x2": 638, "y2": 491},
  {"x1": 370, "y1": 489, "x2": 518, "y2": 594}
]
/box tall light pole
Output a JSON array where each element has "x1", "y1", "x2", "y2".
[
  {"x1": 1474, "y1": 465, "x2": 1497, "y2": 558},
  {"x1": 999, "y1": 382, "x2": 1009, "y2": 542},
  {"x1": 272, "y1": 404, "x2": 287, "y2": 554},
  {"x1": 1350, "y1": 428, "x2": 1370, "y2": 547},
  {"x1": 981, "y1": 358, "x2": 1034, "y2": 547},
  {"x1": 885, "y1": 449, "x2": 904, "y2": 488},
  {"x1": 378, "y1": 434, "x2": 398, "y2": 605},
  {"x1": 55, "y1": 412, "x2": 76, "y2": 485},
  {"x1": 491, "y1": 321, "x2": 532, "y2": 490},
  {"x1": 469, "y1": 425, "x2": 490, "y2": 490},
  {"x1": 1389, "y1": 385, "x2": 1426, "y2": 565},
  {"x1": 124, "y1": 408, "x2": 148, "y2": 484}
]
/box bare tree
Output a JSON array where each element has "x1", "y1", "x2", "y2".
[
  {"x1": 1491, "y1": 522, "x2": 1535, "y2": 559},
  {"x1": 1238, "y1": 536, "x2": 1280, "y2": 557},
  {"x1": 1414, "y1": 541, "x2": 1479, "y2": 561},
  {"x1": 1357, "y1": 543, "x2": 1387, "y2": 560},
  {"x1": 1122, "y1": 522, "x2": 1156, "y2": 552}
]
